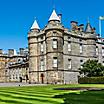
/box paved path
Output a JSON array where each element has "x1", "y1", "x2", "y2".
[{"x1": 0, "y1": 83, "x2": 46, "y2": 87}]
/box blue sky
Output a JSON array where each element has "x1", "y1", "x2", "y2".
[{"x1": 0, "y1": 0, "x2": 104, "y2": 51}]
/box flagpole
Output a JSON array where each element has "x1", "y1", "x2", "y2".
[{"x1": 99, "y1": 18, "x2": 101, "y2": 37}]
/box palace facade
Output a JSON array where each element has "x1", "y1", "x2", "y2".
[
  {"x1": 0, "y1": 9, "x2": 104, "y2": 84},
  {"x1": 28, "y1": 9, "x2": 104, "y2": 84},
  {"x1": 0, "y1": 48, "x2": 29, "y2": 82}
]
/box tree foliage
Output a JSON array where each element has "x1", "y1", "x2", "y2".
[{"x1": 79, "y1": 59, "x2": 104, "y2": 77}]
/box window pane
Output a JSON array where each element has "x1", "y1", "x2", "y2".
[
  {"x1": 102, "y1": 48, "x2": 104, "y2": 56},
  {"x1": 68, "y1": 59, "x2": 71, "y2": 69},
  {"x1": 96, "y1": 47, "x2": 98, "y2": 55},
  {"x1": 53, "y1": 40, "x2": 57, "y2": 49},
  {"x1": 40, "y1": 43, "x2": 44, "y2": 52},
  {"x1": 40, "y1": 60, "x2": 44, "y2": 71},
  {"x1": 80, "y1": 44, "x2": 83, "y2": 53},
  {"x1": 53, "y1": 58, "x2": 57, "y2": 67},
  {"x1": 68, "y1": 42, "x2": 71, "y2": 52},
  {"x1": 80, "y1": 60, "x2": 83, "y2": 68}
]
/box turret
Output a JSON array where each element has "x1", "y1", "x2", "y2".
[
  {"x1": 48, "y1": 9, "x2": 60, "y2": 22},
  {"x1": 30, "y1": 20, "x2": 40, "y2": 31},
  {"x1": 45, "y1": 9, "x2": 64, "y2": 84},
  {"x1": 85, "y1": 21, "x2": 97, "y2": 57},
  {"x1": 28, "y1": 19, "x2": 40, "y2": 83},
  {"x1": 85, "y1": 21, "x2": 92, "y2": 33}
]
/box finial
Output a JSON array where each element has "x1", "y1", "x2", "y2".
[
  {"x1": 34, "y1": 17, "x2": 36, "y2": 20},
  {"x1": 87, "y1": 17, "x2": 90, "y2": 23},
  {"x1": 53, "y1": 5, "x2": 55, "y2": 10},
  {"x1": 52, "y1": 0, "x2": 55, "y2": 9}
]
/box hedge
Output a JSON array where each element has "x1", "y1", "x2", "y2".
[{"x1": 78, "y1": 77, "x2": 104, "y2": 84}]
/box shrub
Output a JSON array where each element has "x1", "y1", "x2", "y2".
[{"x1": 78, "y1": 77, "x2": 104, "y2": 84}]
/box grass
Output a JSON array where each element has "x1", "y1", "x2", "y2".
[{"x1": 0, "y1": 84, "x2": 104, "y2": 104}]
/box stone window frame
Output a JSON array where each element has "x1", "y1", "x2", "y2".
[
  {"x1": 53, "y1": 57, "x2": 58, "y2": 68},
  {"x1": 68, "y1": 41, "x2": 71, "y2": 52},
  {"x1": 79, "y1": 39, "x2": 82, "y2": 42},
  {"x1": 80, "y1": 59, "x2": 83, "y2": 68},
  {"x1": 80, "y1": 43, "x2": 83, "y2": 54},
  {"x1": 68, "y1": 36, "x2": 71, "y2": 41},
  {"x1": 40, "y1": 59, "x2": 44, "y2": 71},
  {"x1": 96, "y1": 45, "x2": 99, "y2": 56},
  {"x1": 102, "y1": 47, "x2": 104, "y2": 56},
  {"x1": 40, "y1": 42, "x2": 44, "y2": 53},
  {"x1": 40, "y1": 36, "x2": 43, "y2": 40},
  {"x1": 52, "y1": 39, "x2": 58, "y2": 49},
  {"x1": 68, "y1": 59, "x2": 71, "y2": 69}
]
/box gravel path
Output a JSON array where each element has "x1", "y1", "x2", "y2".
[{"x1": 0, "y1": 83, "x2": 46, "y2": 87}]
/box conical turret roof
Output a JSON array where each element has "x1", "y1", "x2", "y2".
[
  {"x1": 49, "y1": 9, "x2": 60, "y2": 21},
  {"x1": 31, "y1": 20, "x2": 40, "y2": 30},
  {"x1": 85, "y1": 22, "x2": 92, "y2": 33}
]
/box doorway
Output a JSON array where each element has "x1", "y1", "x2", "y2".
[{"x1": 40, "y1": 73, "x2": 44, "y2": 84}]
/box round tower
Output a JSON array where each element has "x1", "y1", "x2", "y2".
[
  {"x1": 45, "y1": 10, "x2": 64, "y2": 84},
  {"x1": 28, "y1": 20, "x2": 40, "y2": 83},
  {"x1": 85, "y1": 22, "x2": 97, "y2": 58}
]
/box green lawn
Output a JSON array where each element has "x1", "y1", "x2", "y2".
[{"x1": 0, "y1": 84, "x2": 104, "y2": 104}]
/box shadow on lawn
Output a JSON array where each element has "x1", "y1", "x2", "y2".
[{"x1": 54, "y1": 90, "x2": 104, "y2": 104}]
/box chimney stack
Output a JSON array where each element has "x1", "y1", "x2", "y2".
[
  {"x1": 8, "y1": 49, "x2": 14, "y2": 56},
  {"x1": 0, "y1": 49, "x2": 3, "y2": 55},
  {"x1": 70, "y1": 21, "x2": 78, "y2": 31},
  {"x1": 19, "y1": 48, "x2": 24, "y2": 55},
  {"x1": 79, "y1": 24, "x2": 84, "y2": 32}
]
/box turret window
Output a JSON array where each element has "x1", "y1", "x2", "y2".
[
  {"x1": 40, "y1": 59, "x2": 44, "y2": 71},
  {"x1": 96, "y1": 46, "x2": 98, "y2": 55},
  {"x1": 53, "y1": 32, "x2": 56, "y2": 36},
  {"x1": 40, "y1": 42, "x2": 44, "y2": 52},
  {"x1": 52, "y1": 39, "x2": 57, "y2": 49},
  {"x1": 102, "y1": 47, "x2": 104, "y2": 56},
  {"x1": 80, "y1": 60, "x2": 83, "y2": 68},
  {"x1": 68, "y1": 59, "x2": 71, "y2": 69},
  {"x1": 68, "y1": 41, "x2": 71, "y2": 52},
  {"x1": 53, "y1": 57, "x2": 57, "y2": 67},
  {"x1": 80, "y1": 44, "x2": 83, "y2": 54},
  {"x1": 79, "y1": 39, "x2": 82, "y2": 43},
  {"x1": 68, "y1": 36, "x2": 71, "y2": 41}
]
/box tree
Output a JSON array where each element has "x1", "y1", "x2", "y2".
[{"x1": 79, "y1": 59, "x2": 104, "y2": 77}]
